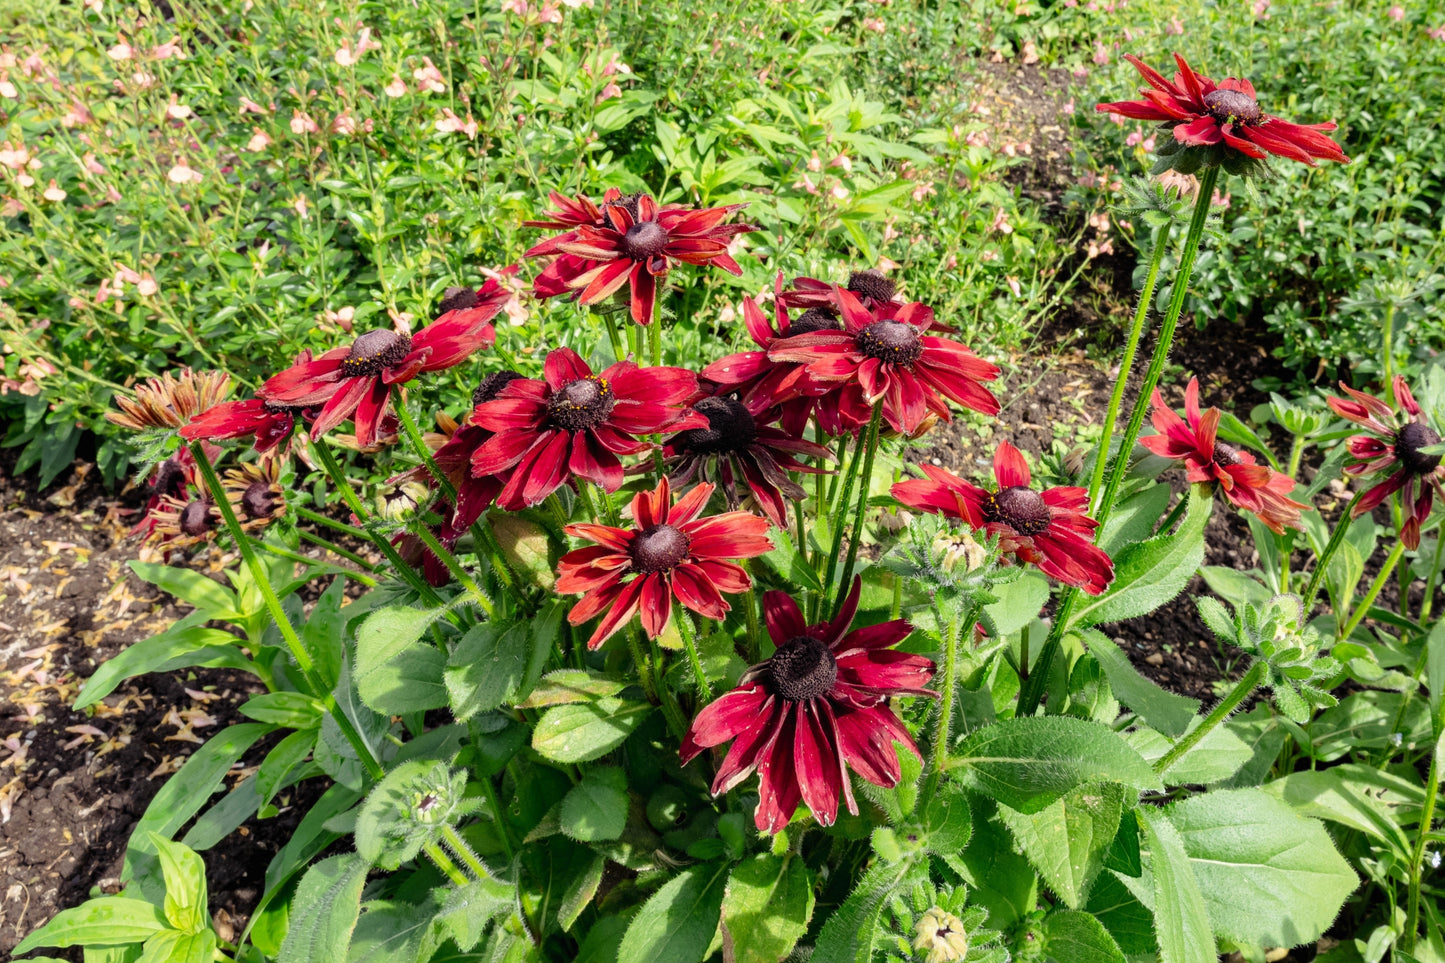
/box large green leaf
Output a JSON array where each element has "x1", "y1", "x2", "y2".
[
  {"x1": 617, "y1": 861, "x2": 729, "y2": 963},
  {"x1": 950, "y1": 716, "x2": 1162, "y2": 814},
  {"x1": 720, "y1": 854, "x2": 815, "y2": 963},
  {"x1": 1138, "y1": 808, "x2": 1215, "y2": 963},
  {"x1": 278, "y1": 853, "x2": 370, "y2": 963},
  {"x1": 532, "y1": 698, "x2": 652, "y2": 763},
  {"x1": 151, "y1": 834, "x2": 208, "y2": 933},
  {"x1": 1041, "y1": 909, "x2": 1126, "y2": 963},
  {"x1": 129, "y1": 561, "x2": 239, "y2": 617},
  {"x1": 1071, "y1": 489, "x2": 1211, "y2": 629},
  {"x1": 1428, "y1": 618, "x2": 1445, "y2": 725},
  {"x1": 1166, "y1": 788, "x2": 1359, "y2": 948},
  {"x1": 1263, "y1": 766, "x2": 1415, "y2": 859},
  {"x1": 353, "y1": 605, "x2": 444, "y2": 685},
  {"x1": 981, "y1": 572, "x2": 1050, "y2": 638},
  {"x1": 559, "y1": 766, "x2": 629, "y2": 842},
  {"x1": 430, "y1": 877, "x2": 515, "y2": 951},
  {"x1": 445, "y1": 621, "x2": 528, "y2": 719},
  {"x1": 12, "y1": 897, "x2": 168, "y2": 953},
  {"x1": 812, "y1": 857, "x2": 920, "y2": 963},
  {"x1": 999, "y1": 783, "x2": 1124, "y2": 909},
  {"x1": 302, "y1": 577, "x2": 348, "y2": 689},
  {"x1": 357, "y1": 645, "x2": 448, "y2": 715},
  {"x1": 139, "y1": 929, "x2": 217, "y2": 963},
  {"x1": 1097, "y1": 483, "x2": 1171, "y2": 555},
  {"x1": 1126, "y1": 723, "x2": 1253, "y2": 785},
  {"x1": 75, "y1": 623, "x2": 248, "y2": 710},
  {"x1": 1082, "y1": 631, "x2": 1199, "y2": 738}
]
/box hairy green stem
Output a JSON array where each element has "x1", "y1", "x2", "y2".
[
  {"x1": 1154, "y1": 660, "x2": 1266, "y2": 777},
  {"x1": 295, "y1": 527, "x2": 380, "y2": 573},
  {"x1": 254, "y1": 537, "x2": 377, "y2": 587},
  {"x1": 921, "y1": 602, "x2": 969, "y2": 809},
  {"x1": 1337, "y1": 540, "x2": 1406, "y2": 641},
  {"x1": 1020, "y1": 167, "x2": 1220, "y2": 716},
  {"x1": 825, "y1": 405, "x2": 881, "y2": 616},
  {"x1": 675, "y1": 605, "x2": 713, "y2": 701},
  {"x1": 440, "y1": 823, "x2": 493, "y2": 880},
  {"x1": 1301, "y1": 492, "x2": 1364, "y2": 612},
  {"x1": 1419, "y1": 524, "x2": 1445, "y2": 624},
  {"x1": 835, "y1": 405, "x2": 884, "y2": 616},
  {"x1": 423, "y1": 840, "x2": 471, "y2": 887},
  {"x1": 411, "y1": 524, "x2": 495, "y2": 618},
  {"x1": 1087, "y1": 217, "x2": 1173, "y2": 513},
  {"x1": 190, "y1": 443, "x2": 384, "y2": 781}
]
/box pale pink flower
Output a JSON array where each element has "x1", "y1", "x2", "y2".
[
  {"x1": 1141, "y1": 134, "x2": 1156, "y2": 152},
  {"x1": 807, "y1": 150, "x2": 823, "y2": 173},
  {"x1": 943, "y1": 253, "x2": 958, "y2": 270},
  {"x1": 1006, "y1": 276, "x2": 1022, "y2": 297},
  {"x1": 1388, "y1": 5, "x2": 1405, "y2": 18},
  {"x1": 434, "y1": 108, "x2": 479, "y2": 139},
  {"x1": 331, "y1": 110, "x2": 360, "y2": 135},
  {"x1": 911, "y1": 180, "x2": 936, "y2": 202},
  {"x1": 149, "y1": 39, "x2": 187, "y2": 60},
  {"x1": 1429, "y1": 24, "x2": 1445, "y2": 39},
  {"x1": 1087, "y1": 239, "x2": 1114, "y2": 258},
  {"x1": 325, "y1": 305, "x2": 356, "y2": 333},
  {"x1": 1060, "y1": 98, "x2": 1075, "y2": 115},
  {"x1": 1072, "y1": 64, "x2": 1089, "y2": 78},
  {"x1": 245, "y1": 128, "x2": 272, "y2": 151},
  {"x1": 292, "y1": 196, "x2": 309, "y2": 219},
  {"x1": 794, "y1": 172, "x2": 819, "y2": 195},
  {"x1": 82, "y1": 152, "x2": 105, "y2": 175},
  {"x1": 1165, "y1": 17, "x2": 1184, "y2": 34},
  {"x1": 2, "y1": 143, "x2": 34, "y2": 170},
  {"x1": 384, "y1": 74, "x2": 408, "y2": 97},
  {"x1": 62, "y1": 101, "x2": 93, "y2": 127},
  {"x1": 1126, "y1": 130, "x2": 1143, "y2": 147},
  {"x1": 828, "y1": 181, "x2": 850, "y2": 201},
  {"x1": 290, "y1": 109, "x2": 320, "y2": 134},
  {"x1": 862, "y1": 17, "x2": 886, "y2": 32},
  {"x1": 1107, "y1": 111, "x2": 1125, "y2": 124},
  {"x1": 412, "y1": 56, "x2": 446, "y2": 94},
  {"x1": 595, "y1": 81, "x2": 621, "y2": 104},
  {"x1": 165, "y1": 96, "x2": 191, "y2": 120},
  {"x1": 107, "y1": 42, "x2": 133, "y2": 61},
  {"x1": 83, "y1": 0, "x2": 103, "y2": 10},
  {"x1": 1, "y1": 197, "x2": 21, "y2": 216},
  {"x1": 537, "y1": 2, "x2": 563, "y2": 23},
  {"x1": 1252, "y1": 0, "x2": 1270, "y2": 15},
  {"x1": 131, "y1": 70, "x2": 156, "y2": 89},
  {"x1": 1211, "y1": 189, "x2": 1231, "y2": 210},
  {"x1": 964, "y1": 129, "x2": 990, "y2": 147},
  {"x1": 480, "y1": 265, "x2": 529, "y2": 326},
  {"x1": 877, "y1": 256, "x2": 900, "y2": 272},
  {"x1": 990, "y1": 208, "x2": 1013, "y2": 234},
  {"x1": 41, "y1": 180, "x2": 66, "y2": 202},
  {"x1": 828, "y1": 152, "x2": 852, "y2": 172},
  {"x1": 1092, "y1": 41, "x2": 1110, "y2": 65},
  {"x1": 167, "y1": 162, "x2": 202, "y2": 185},
  {"x1": 1021, "y1": 40, "x2": 1039, "y2": 64},
  {"x1": 883, "y1": 220, "x2": 901, "y2": 242},
  {"x1": 105, "y1": 185, "x2": 122, "y2": 203},
  {"x1": 0, "y1": 75, "x2": 15, "y2": 99},
  {"x1": 592, "y1": 53, "x2": 631, "y2": 77},
  {"x1": 501, "y1": 0, "x2": 528, "y2": 13},
  {"x1": 239, "y1": 96, "x2": 271, "y2": 115},
  {"x1": 334, "y1": 27, "x2": 380, "y2": 66}
]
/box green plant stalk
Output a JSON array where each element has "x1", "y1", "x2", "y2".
[
  {"x1": 835, "y1": 405, "x2": 885, "y2": 616},
  {"x1": 1021, "y1": 168, "x2": 1221, "y2": 716},
  {"x1": 823, "y1": 405, "x2": 880, "y2": 615},
  {"x1": 411, "y1": 523, "x2": 495, "y2": 618},
  {"x1": 254, "y1": 537, "x2": 378, "y2": 587},
  {"x1": 1403, "y1": 743, "x2": 1440, "y2": 954},
  {"x1": 675, "y1": 605, "x2": 713, "y2": 701},
  {"x1": 1419, "y1": 525, "x2": 1445, "y2": 623},
  {"x1": 648, "y1": 634, "x2": 690, "y2": 739},
  {"x1": 189, "y1": 443, "x2": 384, "y2": 781},
  {"x1": 920, "y1": 601, "x2": 969, "y2": 809},
  {"x1": 423, "y1": 840, "x2": 472, "y2": 887},
  {"x1": 1382, "y1": 301, "x2": 1397, "y2": 386},
  {"x1": 648, "y1": 315, "x2": 662, "y2": 367},
  {"x1": 1086, "y1": 217, "x2": 1174, "y2": 514},
  {"x1": 440, "y1": 823, "x2": 494, "y2": 880},
  {"x1": 474, "y1": 769, "x2": 516, "y2": 860},
  {"x1": 1302, "y1": 492, "x2": 1365, "y2": 611},
  {"x1": 1277, "y1": 434, "x2": 1307, "y2": 592},
  {"x1": 627, "y1": 629, "x2": 658, "y2": 703},
  {"x1": 743, "y1": 558, "x2": 763, "y2": 664},
  {"x1": 1154, "y1": 659, "x2": 1266, "y2": 776},
  {"x1": 1337, "y1": 540, "x2": 1406, "y2": 641},
  {"x1": 294, "y1": 526, "x2": 380, "y2": 572},
  {"x1": 310, "y1": 437, "x2": 450, "y2": 606}
]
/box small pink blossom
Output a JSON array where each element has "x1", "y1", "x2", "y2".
[
  {"x1": 911, "y1": 180, "x2": 936, "y2": 202},
  {"x1": 964, "y1": 129, "x2": 990, "y2": 148},
  {"x1": 82, "y1": 152, "x2": 105, "y2": 175},
  {"x1": 1252, "y1": 0, "x2": 1270, "y2": 15},
  {"x1": 331, "y1": 110, "x2": 362, "y2": 135},
  {"x1": 165, "y1": 96, "x2": 191, "y2": 120},
  {"x1": 107, "y1": 41, "x2": 133, "y2": 61},
  {"x1": 1126, "y1": 130, "x2": 1143, "y2": 146},
  {"x1": 0, "y1": 75, "x2": 15, "y2": 99},
  {"x1": 3, "y1": 142, "x2": 35, "y2": 170},
  {"x1": 167, "y1": 162, "x2": 202, "y2": 185},
  {"x1": 290, "y1": 109, "x2": 320, "y2": 134},
  {"x1": 1006, "y1": 275, "x2": 1022, "y2": 297},
  {"x1": 62, "y1": 101, "x2": 93, "y2": 127},
  {"x1": 412, "y1": 56, "x2": 446, "y2": 94},
  {"x1": 384, "y1": 74, "x2": 408, "y2": 97},
  {"x1": 334, "y1": 27, "x2": 380, "y2": 67},
  {"x1": 1429, "y1": 24, "x2": 1445, "y2": 39},
  {"x1": 245, "y1": 128, "x2": 272, "y2": 152},
  {"x1": 1165, "y1": 17, "x2": 1184, "y2": 34},
  {"x1": 83, "y1": 0, "x2": 103, "y2": 10},
  {"x1": 1387, "y1": 5, "x2": 1405, "y2": 18},
  {"x1": 292, "y1": 196, "x2": 310, "y2": 219},
  {"x1": 981, "y1": 249, "x2": 1000, "y2": 263},
  {"x1": 239, "y1": 96, "x2": 271, "y2": 115},
  {"x1": 41, "y1": 180, "x2": 66, "y2": 202},
  {"x1": 794, "y1": 172, "x2": 819, "y2": 195},
  {"x1": 877, "y1": 256, "x2": 900, "y2": 272},
  {"x1": 324, "y1": 305, "x2": 356, "y2": 333},
  {"x1": 807, "y1": 150, "x2": 823, "y2": 173},
  {"x1": 1060, "y1": 98, "x2": 1075, "y2": 115},
  {"x1": 434, "y1": 108, "x2": 479, "y2": 139},
  {"x1": 595, "y1": 81, "x2": 621, "y2": 104},
  {"x1": 1092, "y1": 42, "x2": 1111, "y2": 65},
  {"x1": 828, "y1": 152, "x2": 852, "y2": 172},
  {"x1": 501, "y1": 0, "x2": 527, "y2": 13},
  {"x1": 149, "y1": 39, "x2": 188, "y2": 60},
  {"x1": 829, "y1": 181, "x2": 850, "y2": 201},
  {"x1": 990, "y1": 208, "x2": 1013, "y2": 234},
  {"x1": 131, "y1": 70, "x2": 156, "y2": 89},
  {"x1": 862, "y1": 17, "x2": 886, "y2": 32},
  {"x1": 1211, "y1": 189, "x2": 1231, "y2": 210},
  {"x1": 1021, "y1": 41, "x2": 1039, "y2": 64}
]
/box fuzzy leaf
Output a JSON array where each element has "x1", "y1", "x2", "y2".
[
  {"x1": 1042, "y1": 909, "x2": 1127, "y2": 963},
  {"x1": 445, "y1": 621, "x2": 528, "y2": 718},
  {"x1": 532, "y1": 698, "x2": 652, "y2": 763},
  {"x1": 999, "y1": 784, "x2": 1124, "y2": 909},
  {"x1": 1083, "y1": 631, "x2": 1200, "y2": 737},
  {"x1": 12, "y1": 898, "x2": 168, "y2": 953},
  {"x1": 278, "y1": 853, "x2": 369, "y2": 963},
  {"x1": 1138, "y1": 808, "x2": 1215, "y2": 963},
  {"x1": 720, "y1": 854, "x2": 815, "y2": 963},
  {"x1": 617, "y1": 862, "x2": 730, "y2": 963},
  {"x1": 559, "y1": 766, "x2": 629, "y2": 842}
]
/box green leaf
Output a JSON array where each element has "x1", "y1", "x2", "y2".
[
  {"x1": 1071, "y1": 489, "x2": 1211, "y2": 629},
  {"x1": 1042, "y1": 909, "x2": 1127, "y2": 963},
  {"x1": 1082, "y1": 631, "x2": 1200, "y2": 738},
  {"x1": 532, "y1": 698, "x2": 652, "y2": 763},
  {"x1": 719, "y1": 854, "x2": 814, "y2": 963},
  {"x1": 559, "y1": 766, "x2": 629, "y2": 842},
  {"x1": 129, "y1": 561, "x2": 239, "y2": 617},
  {"x1": 1198, "y1": 566, "x2": 1273, "y2": 608},
  {"x1": 982, "y1": 572, "x2": 1050, "y2": 638},
  {"x1": 756, "y1": 526, "x2": 824, "y2": 595},
  {"x1": 75, "y1": 623, "x2": 244, "y2": 710},
  {"x1": 354, "y1": 760, "x2": 446, "y2": 870},
  {"x1": 1097, "y1": 483, "x2": 1171, "y2": 555},
  {"x1": 999, "y1": 784, "x2": 1124, "y2": 909},
  {"x1": 1126, "y1": 723, "x2": 1254, "y2": 785},
  {"x1": 1165, "y1": 787, "x2": 1359, "y2": 948},
  {"x1": 255, "y1": 729, "x2": 320, "y2": 814},
  {"x1": 617, "y1": 862, "x2": 730, "y2": 963},
  {"x1": 1428, "y1": 618, "x2": 1445, "y2": 725},
  {"x1": 136, "y1": 929, "x2": 217, "y2": 963},
  {"x1": 813, "y1": 855, "x2": 921, "y2": 962},
  {"x1": 518, "y1": 601, "x2": 566, "y2": 704},
  {"x1": 150, "y1": 834, "x2": 208, "y2": 933},
  {"x1": 516, "y1": 669, "x2": 628, "y2": 708},
  {"x1": 1263, "y1": 766, "x2": 1413, "y2": 858},
  {"x1": 557, "y1": 854, "x2": 606, "y2": 933},
  {"x1": 445, "y1": 621, "x2": 528, "y2": 719},
  {"x1": 346, "y1": 900, "x2": 434, "y2": 963},
  {"x1": 1085, "y1": 870, "x2": 1156, "y2": 956},
  {"x1": 240, "y1": 691, "x2": 324, "y2": 728},
  {"x1": 302, "y1": 578, "x2": 348, "y2": 689},
  {"x1": 12, "y1": 897, "x2": 168, "y2": 952},
  {"x1": 353, "y1": 605, "x2": 444, "y2": 685},
  {"x1": 123, "y1": 723, "x2": 276, "y2": 882},
  {"x1": 277, "y1": 853, "x2": 370, "y2": 963},
  {"x1": 920, "y1": 781, "x2": 973, "y2": 854},
  {"x1": 950, "y1": 716, "x2": 1163, "y2": 814},
  {"x1": 357, "y1": 644, "x2": 448, "y2": 715},
  {"x1": 263, "y1": 783, "x2": 365, "y2": 897},
  {"x1": 1137, "y1": 808, "x2": 1215, "y2": 963},
  {"x1": 431, "y1": 877, "x2": 515, "y2": 951},
  {"x1": 1310, "y1": 691, "x2": 1431, "y2": 761}
]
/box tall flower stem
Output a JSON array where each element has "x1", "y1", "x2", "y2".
[
  {"x1": 310, "y1": 437, "x2": 449, "y2": 610},
  {"x1": 1086, "y1": 217, "x2": 1174, "y2": 514},
  {"x1": 675, "y1": 605, "x2": 713, "y2": 702},
  {"x1": 1418, "y1": 525, "x2": 1444, "y2": 623},
  {"x1": 1301, "y1": 492, "x2": 1364, "y2": 612},
  {"x1": 423, "y1": 841, "x2": 471, "y2": 887},
  {"x1": 742, "y1": 559, "x2": 763, "y2": 663},
  {"x1": 1020, "y1": 168, "x2": 1220, "y2": 716},
  {"x1": 440, "y1": 824, "x2": 493, "y2": 880},
  {"x1": 293, "y1": 504, "x2": 369, "y2": 540},
  {"x1": 411, "y1": 524, "x2": 495, "y2": 618},
  {"x1": 648, "y1": 315, "x2": 662, "y2": 367},
  {"x1": 1277, "y1": 434, "x2": 1307, "y2": 592},
  {"x1": 1154, "y1": 659, "x2": 1266, "y2": 776},
  {"x1": 1404, "y1": 720, "x2": 1442, "y2": 952},
  {"x1": 294, "y1": 525, "x2": 380, "y2": 573},
  {"x1": 189, "y1": 443, "x2": 384, "y2": 781},
  {"x1": 1336, "y1": 540, "x2": 1406, "y2": 641},
  {"x1": 835, "y1": 405, "x2": 884, "y2": 616},
  {"x1": 823, "y1": 406, "x2": 880, "y2": 616},
  {"x1": 254, "y1": 538, "x2": 378, "y2": 587},
  {"x1": 921, "y1": 599, "x2": 973, "y2": 810},
  {"x1": 1382, "y1": 301, "x2": 1398, "y2": 386}
]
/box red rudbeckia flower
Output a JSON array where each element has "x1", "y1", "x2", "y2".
[
  {"x1": 767, "y1": 287, "x2": 1000, "y2": 435},
  {"x1": 1328, "y1": 377, "x2": 1445, "y2": 550},
  {"x1": 661, "y1": 394, "x2": 832, "y2": 529},
  {"x1": 260, "y1": 278, "x2": 511, "y2": 446},
  {"x1": 524, "y1": 188, "x2": 636, "y2": 303},
  {"x1": 892, "y1": 441, "x2": 1114, "y2": 594},
  {"x1": 548, "y1": 193, "x2": 756, "y2": 325},
  {"x1": 469, "y1": 348, "x2": 705, "y2": 509},
  {"x1": 779, "y1": 268, "x2": 899, "y2": 312},
  {"x1": 1142, "y1": 378, "x2": 1307, "y2": 535},
  {"x1": 1098, "y1": 53, "x2": 1349, "y2": 174},
  {"x1": 680, "y1": 576, "x2": 936, "y2": 833},
  {"x1": 701, "y1": 273, "x2": 845, "y2": 437},
  {"x1": 556, "y1": 477, "x2": 774, "y2": 649},
  {"x1": 182, "y1": 398, "x2": 302, "y2": 453}
]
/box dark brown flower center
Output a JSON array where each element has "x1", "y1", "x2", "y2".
[
  {"x1": 983, "y1": 485, "x2": 1051, "y2": 535},
  {"x1": 241, "y1": 482, "x2": 279, "y2": 520},
  {"x1": 1203, "y1": 89, "x2": 1263, "y2": 126},
  {"x1": 630, "y1": 523, "x2": 691, "y2": 573},
  {"x1": 179, "y1": 500, "x2": 213, "y2": 536},
  {"x1": 547, "y1": 376, "x2": 615, "y2": 431},
  {"x1": 620, "y1": 219, "x2": 670, "y2": 260},
  {"x1": 153, "y1": 458, "x2": 187, "y2": 499},
  {"x1": 847, "y1": 269, "x2": 896, "y2": 303},
  {"x1": 342, "y1": 329, "x2": 412, "y2": 377},
  {"x1": 769, "y1": 635, "x2": 838, "y2": 701},
  {"x1": 1212, "y1": 441, "x2": 1242, "y2": 467},
  {"x1": 602, "y1": 192, "x2": 644, "y2": 223},
  {"x1": 857, "y1": 320, "x2": 923, "y2": 367},
  {"x1": 674, "y1": 396, "x2": 757, "y2": 455},
  {"x1": 473, "y1": 370, "x2": 523, "y2": 406},
  {"x1": 437, "y1": 286, "x2": 479, "y2": 317},
  {"x1": 1397, "y1": 421, "x2": 1443, "y2": 475},
  {"x1": 789, "y1": 307, "x2": 842, "y2": 335}
]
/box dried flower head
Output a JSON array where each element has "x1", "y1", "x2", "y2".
[{"x1": 109, "y1": 369, "x2": 231, "y2": 433}]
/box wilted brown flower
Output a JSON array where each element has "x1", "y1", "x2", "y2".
[
  {"x1": 109, "y1": 368, "x2": 231, "y2": 432},
  {"x1": 223, "y1": 456, "x2": 287, "y2": 530}
]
